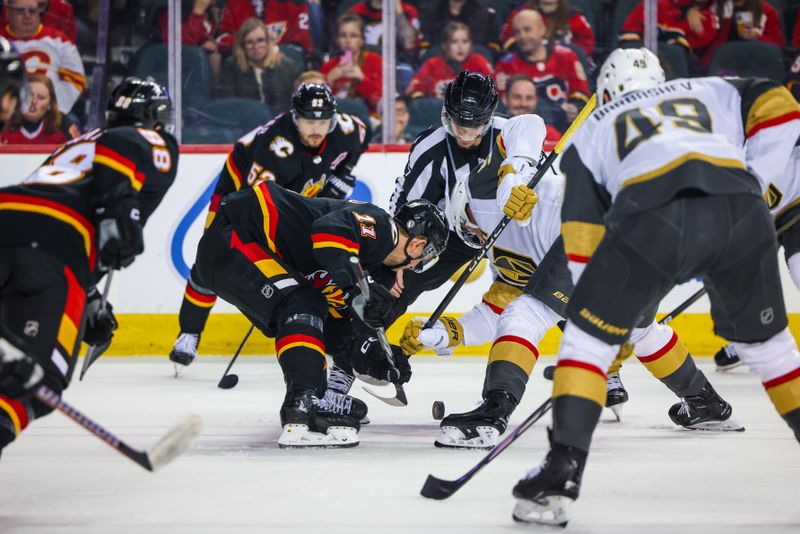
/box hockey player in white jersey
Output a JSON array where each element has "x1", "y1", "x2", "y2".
[
  {"x1": 401, "y1": 113, "x2": 742, "y2": 449},
  {"x1": 511, "y1": 48, "x2": 800, "y2": 527},
  {"x1": 715, "y1": 144, "x2": 800, "y2": 370}
]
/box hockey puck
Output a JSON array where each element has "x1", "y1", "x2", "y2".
[
  {"x1": 543, "y1": 365, "x2": 555, "y2": 381},
  {"x1": 432, "y1": 400, "x2": 445, "y2": 420}
]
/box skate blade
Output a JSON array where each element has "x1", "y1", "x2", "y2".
[
  {"x1": 681, "y1": 417, "x2": 745, "y2": 432},
  {"x1": 277, "y1": 424, "x2": 360, "y2": 448},
  {"x1": 608, "y1": 403, "x2": 624, "y2": 422},
  {"x1": 512, "y1": 494, "x2": 573, "y2": 528},
  {"x1": 433, "y1": 426, "x2": 499, "y2": 450},
  {"x1": 172, "y1": 362, "x2": 184, "y2": 379}
]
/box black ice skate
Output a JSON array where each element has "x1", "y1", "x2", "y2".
[
  {"x1": 435, "y1": 390, "x2": 517, "y2": 449},
  {"x1": 606, "y1": 372, "x2": 629, "y2": 422},
  {"x1": 278, "y1": 389, "x2": 366, "y2": 448},
  {"x1": 714, "y1": 344, "x2": 743, "y2": 372},
  {"x1": 512, "y1": 441, "x2": 587, "y2": 528},
  {"x1": 326, "y1": 364, "x2": 370, "y2": 424},
  {"x1": 169, "y1": 332, "x2": 200, "y2": 377},
  {"x1": 668, "y1": 382, "x2": 744, "y2": 432}
]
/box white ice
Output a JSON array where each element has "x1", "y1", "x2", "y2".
[{"x1": 1, "y1": 356, "x2": 799, "y2": 534}]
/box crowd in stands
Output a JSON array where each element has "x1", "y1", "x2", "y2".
[{"x1": 2, "y1": 0, "x2": 800, "y2": 144}]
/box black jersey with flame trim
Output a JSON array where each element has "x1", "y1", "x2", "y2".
[
  {"x1": 0, "y1": 126, "x2": 179, "y2": 285},
  {"x1": 219, "y1": 181, "x2": 395, "y2": 301},
  {"x1": 208, "y1": 112, "x2": 370, "y2": 226}
]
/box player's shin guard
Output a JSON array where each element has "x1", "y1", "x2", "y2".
[
  {"x1": 551, "y1": 323, "x2": 615, "y2": 453},
  {"x1": 177, "y1": 270, "x2": 217, "y2": 335},
  {"x1": 733, "y1": 328, "x2": 800, "y2": 442}
]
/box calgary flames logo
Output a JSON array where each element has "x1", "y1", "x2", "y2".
[
  {"x1": 301, "y1": 175, "x2": 327, "y2": 197},
  {"x1": 306, "y1": 270, "x2": 346, "y2": 309},
  {"x1": 269, "y1": 136, "x2": 294, "y2": 158}
]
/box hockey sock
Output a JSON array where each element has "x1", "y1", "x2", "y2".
[
  {"x1": 0, "y1": 395, "x2": 30, "y2": 447},
  {"x1": 635, "y1": 328, "x2": 706, "y2": 397},
  {"x1": 276, "y1": 313, "x2": 327, "y2": 400},
  {"x1": 483, "y1": 336, "x2": 537, "y2": 402},
  {"x1": 178, "y1": 272, "x2": 217, "y2": 334},
  {"x1": 551, "y1": 361, "x2": 606, "y2": 452},
  {"x1": 763, "y1": 369, "x2": 800, "y2": 440}
]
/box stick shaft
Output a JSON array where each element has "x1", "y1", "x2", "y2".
[{"x1": 219, "y1": 324, "x2": 254, "y2": 380}]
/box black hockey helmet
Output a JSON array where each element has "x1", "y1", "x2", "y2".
[
  {"x1": 292, "y1": 82, "x2": 337, "y2": 120},
  {"x1": 0, "y1": 36, "x2": 24, "y2": 96},
  {"x1": 106, "y1": 77, "x2": 172, "y2": 130},
  {"x1": 442, "y1": 70, "x2": 498, "y2": 138},
  {"x1": 392, "y1": 199, "x2": 449, "y2": 273}
]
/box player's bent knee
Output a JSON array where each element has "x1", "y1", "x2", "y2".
[
  {"x1": 732, "y1": 327, "x2": 800, "y2": 380},
  {"x1": 558, "y1": 321, "x2": 619, "y2": 372}
]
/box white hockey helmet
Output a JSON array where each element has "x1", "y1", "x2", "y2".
[{"x1": 596, "y1": 48, "x2": 665, "y2": 103}]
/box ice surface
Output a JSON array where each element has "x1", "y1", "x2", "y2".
[{"x1": 1, "y1": 356, "x2": 798, "y2": 533}]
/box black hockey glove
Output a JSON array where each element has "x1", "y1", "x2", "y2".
[
  {"x1": 319, "y1": 174, "x2": 356, "y2": 200},
  {"x1": 0, "y1": 339, "x2": 44, "y2": 400},
  {"x1": 352, "y1": 336, "x2": 411, "y2": 385},
  {"x1": 97, "y1": 198, "x2": 144, "y2": 270},
  {"x1": 82, "y1": 285, "x2": 119, "y2": 346},
  {"x1": 349, "y1": 281, "x2": 395, "y2": 330}
]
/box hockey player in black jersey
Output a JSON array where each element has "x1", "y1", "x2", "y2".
[
  {"x1": 0, "y1": 77, "x2": 178, "y2": 454},
  {"x1": 192, "y1": 181, "x2": 447, "y2": 447},
  {"x1": 170, "y1": 83, "x2": 372, "y2": 368}
]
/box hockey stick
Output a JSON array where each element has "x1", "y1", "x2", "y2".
[
  {"x1": 34, "y1": 385, "x2": 202, "y2": 472},
  {"x1": 421, "y1": 397, "x2": 553, "y2": 500},
  {"x1": 424, "y1": 94, "x2": 598, "y2": 329},
  {"x1": 217, "y1": 324, "x2": 255, "y2": 389},
  {"x1": 79, "y1": 271, "x2": 115, "y2": 381},
  {"x1": 349, "y1": 257, "x2": 408, "y2": 407}
]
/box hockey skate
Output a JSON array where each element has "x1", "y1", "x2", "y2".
[
  {"x1": 512, "y1": 441, "x2": 586, "y2": 528},
  {"x1": 327, "y1": 364, "x2": 369, "y2": 424},
  {"x1": 606, "y1": 373, "x2": 629, "y2": 422},
  {"x1": 668, "y1": 382, "x2": 744, "y2": 431},
  {"x1": 435, "y1": 390, "x2": 517, "y2": 449},
  {"x1": 278, "y1": 389, "x2": 366, "y2": 448},
  {"x1": 714, "y1": 344, "x2": 743, "y2": 371},
  {"x1": 169, "y1": 333, "x2": 199, "y2": 377}
]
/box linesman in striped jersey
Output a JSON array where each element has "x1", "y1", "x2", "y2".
[
  {"x1": 512, "y1": 48, "x2": 800, "y2": 527},
  {"x1": 0, "y1": 78, "x2": 178, "y2": 456}
]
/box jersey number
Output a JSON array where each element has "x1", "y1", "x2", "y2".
[{"x1": 615, "y1": 98, "x2": 712, "y2": 160}]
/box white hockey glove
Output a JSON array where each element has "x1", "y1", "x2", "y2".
[
  {"x1": 400, "y1": 316, "x2": 464, "y2": 355},
  {"x1": 320, "y1": 174, "x2": 355, "y2": 199}
]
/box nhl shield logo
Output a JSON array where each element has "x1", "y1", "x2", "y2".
[
  {"x1": 760, "y1": 307, "x2": 774, "y2": 325},
  {"x1": 261, "y1": 284, "x2": 274, "y2": 299},
  {"x1": 24, "y1": 320, "x2": 39, "y2": 337}
]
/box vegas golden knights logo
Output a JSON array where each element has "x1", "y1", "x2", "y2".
[
  {"x1": 492, "y1": 245, "x2": 537, "y2": 287},
  {"x1": 764, "y1": 183, "x2": 784, "y2": 210}
]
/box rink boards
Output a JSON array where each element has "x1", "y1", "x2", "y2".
[{"x1": 1, "y1": 145, "x2": 798, "y2": 356}]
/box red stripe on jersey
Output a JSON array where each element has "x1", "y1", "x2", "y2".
[
  {"x1": 637, "y1": 331, "x2": 678, "y2": 363},
  {"x1": 494, "y1": 335, "x2": 539, "y2": 357},
  {"x1": 764, "y1": 366, "x2": 800, "y2": 389},
  {"x1": 0, "y1": 395, "x2": 29, "y2": 430},
  {"x1": 557, "y1": 358, "x2": 607, "y2": 380},
  {"x1": 257, "y1": 181, "x2": 279, "y2": 246},
  {"x1": 62, "y1": 265, "x2": 86, "y2": 328},
  {"x1": 95, "y1": 145, "x2": 142, "y2": 188},
  {"x1": 746, "y1": 111, "x2": 800, "y2": 138},
  {"x1": 230, "y1": 230, "x2": 271, "y2": 263},
  {"x1": 311, "y1": 232, "x2": 360, "y2": 251}
]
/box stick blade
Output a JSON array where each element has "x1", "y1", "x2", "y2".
[
  {"x1": 218, "y1": 374, "x2": 239, "y2": 389},
  {"x1": 361, "y1": 385, "x2": 408, "y2": 407},
  {"x1": 420, "y1": 474, "x2": 462, "y2": 500},
  {"x1": 146, "y1": 415, "x2": 203, "y2": 471}
]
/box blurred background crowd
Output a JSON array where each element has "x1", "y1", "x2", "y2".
[{"x1": 1, "y1": 0, "x2": 800, "y2": 144}]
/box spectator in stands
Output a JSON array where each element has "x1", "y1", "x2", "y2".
[
  {"x1": 619, "y1": 0, "x2": 695, "y2": 53},
  {"x1": 219, "y1": 18, "x2": 302, "y2": 115},
  {"x1": 684, "y1": 0, "x2": 784, "y2": 65},
  {"x1": 419, "y1": 0, "x2": 500, "y2": 52},
  {"x1": 1, "y1": 74, "x2": 77, "y2": 144},
  {"x1": 0, "y1": 86, "x2": 19, "y2": 130},
  {"x1": 293, "y1": 69, "x2": 326, "y2": 90},
  {"x1": 348, "y1": 0, "x2": 421, "y2": 57},
  {"x1": 406, "y1": 22, "x2": 493, "y2": 99},
  {"x1": 0, "y1": 0, "x2": 76, "y2": 43},
  {"x1": 219, "y1": 0, "x2": 312, "y2": 56},
  {"x1": 159, "y1": 0, "x2": 224, "y2": 90},
  {"x1": 321, "y1": 13, "x2": 382, "y2": 114},
  {"x1": 501, "y1": 73, "x2": 561, "y2": 151},
  {"x1": 495, "y1": 9, "x2": 589, "y2": 126},
  {"x1": 500, "y1": 0, "x2": 595, "y2": 58},
  {"x1": 1, "y1": 0, "x2": 85, "y2": 114},
  {"x1": 375, "y1": 95, "x2": 415, "y2": 143}
]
